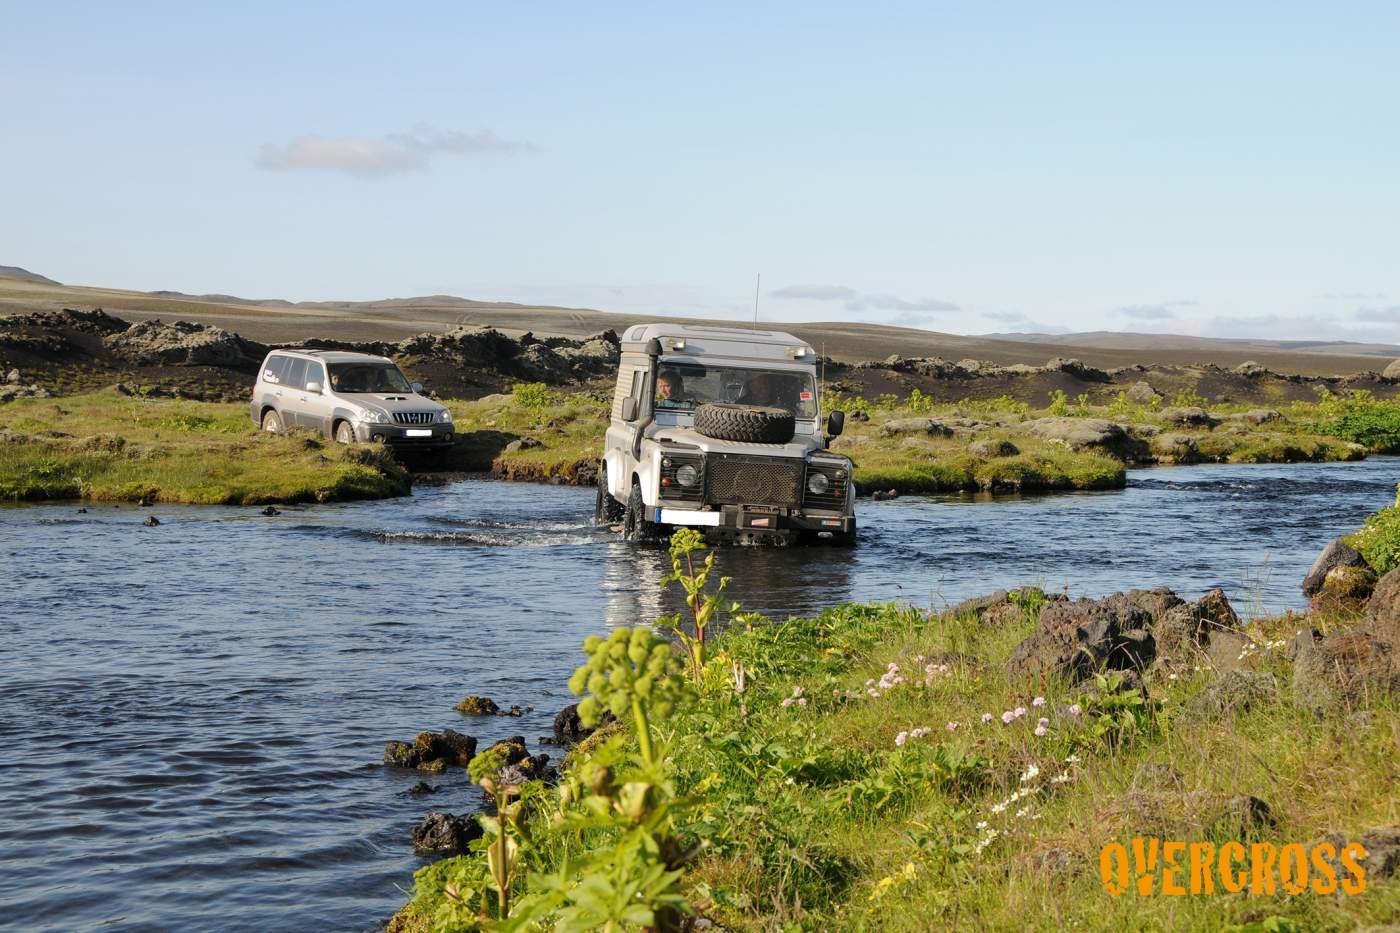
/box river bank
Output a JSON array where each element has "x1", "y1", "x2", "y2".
[
  {"x1": 391, "y1": 507, "x2": 1400, "y2": 931},
  {"x1": 6, "y1": 384, "x2": 1392, "y2": 504}
]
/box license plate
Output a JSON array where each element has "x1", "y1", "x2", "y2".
[{"x1": 405, "y1": 429, "x2": 432, "y2": 437}]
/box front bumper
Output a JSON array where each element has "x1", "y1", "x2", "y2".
[
  {"x1": 356, "y1": 421, "x2": 455, "y2": 449},
  {"x1": 654, "y1": 504, "x2": 854, "y2": 540}
]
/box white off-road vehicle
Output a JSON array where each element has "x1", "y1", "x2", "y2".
[{"x1": 596, "y1": 323, "x2": 856, "y2": 545}]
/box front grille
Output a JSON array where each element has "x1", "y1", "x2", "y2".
[
  {"x1": 660, "y1": 453, "x2": 705, "y2": 500},
  {"x1": 705, "y1": 455, "x2": 804, "y2": 508},
  {"x1": 803, "y1": 462, "x2": 849, "y2": 511},
  {"x1": 392, "y1": 411, "x2": 437, "y2": 425}
]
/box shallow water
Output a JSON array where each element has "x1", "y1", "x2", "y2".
[{"x1": 0, "y1": 458, "x2": 1395, "y2": 931}]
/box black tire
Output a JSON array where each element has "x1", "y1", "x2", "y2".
[
  {"x1": 622, "y1": 483, "x2": 658, "y2": 542},
  {"x1": 595, "y1": 465, "x2": 624, "y2": 525},
  {"x1": 693, "y1": 403, "x2": 795, "y2": 444},
  {"x1": 261, "y1": 409, "x2": 283, "y2": 433}
]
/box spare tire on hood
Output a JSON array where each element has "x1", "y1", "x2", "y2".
[{"x1": 692, "y1": 403, "x2": 795, "y2": 444}]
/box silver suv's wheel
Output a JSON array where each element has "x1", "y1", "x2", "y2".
[
  {"x1": 335, "y1": 421, "x2": 355, "y2": 444},
  {"x1": 261, "y1": 410, "x2": 283, "y2": 433}
]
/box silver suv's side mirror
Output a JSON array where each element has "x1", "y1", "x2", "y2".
[
  {"x1": 827, "y1": 410, "x2": 845, "y2": 437},
  {"x1": 621, "y1": 397, "x2": 638, "y2": 422},
  {"x1": 305, "y1": 381, "x2": 323, "y2": 394},
  {"x1": 411, "y1": 382, "x2": 424, "y2": 394}
]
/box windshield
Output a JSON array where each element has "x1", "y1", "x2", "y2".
[
  {"x1": 328, "y1": 362, "x2": 412, "y2": 394},
  {"x1": 654, "y1": 363, "x2": 817, "y2": 418}
]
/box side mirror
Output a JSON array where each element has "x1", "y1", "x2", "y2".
[
  {"x1": 305, "y1": 381, "x2": 322, "y2": 394},
  {"x1": 411, "y1": 382, "x2": 424, "y2": 394},
  {"x1": 621, "y1": 397, "x2": 638, "y2": 422},
  {"x1": 827, "y1": 410, "x2": 845, "y2": 438}
]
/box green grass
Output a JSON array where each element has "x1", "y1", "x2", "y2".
[
  {"x1": 0, "y1": 391, "x2": 410, "y2": 503},
  {"x1": 1349, "y1": 486, "x2": 1400, "y2": 575},
  {"x1": 397, "y1": 589, "x2": 1400, "y2": 931}
]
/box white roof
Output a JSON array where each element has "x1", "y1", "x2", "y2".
[{"x1": 620, "y1": 322, "x2": 814, "y2": 363}]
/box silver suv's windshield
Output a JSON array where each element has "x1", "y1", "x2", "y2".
[
  {"x1": 328, "y1": 362, "x2": 412, "y2": 394},
  {"x1": 655, "y1": 362, "x2": 817, "y2": 418}
]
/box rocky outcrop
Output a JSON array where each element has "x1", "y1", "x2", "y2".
[
  {"x1": 384, "y1": 729, "x2": 478, "y2": 769},
  {"x1": 411, "y1": 811, "x2": 483, "y2": 853},
  {"x1": 1023, "y1": 417, "x2": 1142, "y2": 459},
  {"x1": 1153, "y1": 587, "x2": 1242, "y2": 661},
  {"x1": 1125, "y1": 381, "x2": 1160, "y2": 405},
  {"x1": 1185, "y1": 671, "x2": 1278, "y2": 720},
  {"x1": 1160, "y1": 406, "x2": 1219, "y2": 428},
  {"x1": 1367, "y1": 568, "x2": 1400, "y2": 637},
  {"x1": 969, "y1": 438, "x2": 1019, "y2": 458},
  {"x1": 454, "y1": 695, "x2": 500, "y2": 715},
  {"x1": 1006, "y1": 587, "x2": 1184, "y2": 682},
  {"x1": 104, "y1": 319, "x2": 269, "y2": 370},
  {"x1": 942, "y1": 587, "x2": 1065, "y2": 626},
  {"x1": 880, "y1": 417, "x2": 954, "y2": 438},
  {"x1": 1302, "y1": 538, "x2": 1368, "y2": 598},
  {"x1": 0, "y1": 307, "x2": 128, "y2": 336},
  {"x1": 1384, "y1": 359, "x2": 1400, "y2": 380},
  {"x1": 552, "y1": 702, "x2": 615, "y2": 746},
  {"x1": 1292, "y1": 626, "x2": 1400, "y2": 711}
]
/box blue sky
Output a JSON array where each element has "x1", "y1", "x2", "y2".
[{"x1": 4, "y1": 1, "x2": 1398, "y2": 342}]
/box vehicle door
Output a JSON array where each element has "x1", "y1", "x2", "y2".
[
  {"x1": 297, "y1": 360, "x2": 331, "y2": 434},
  {"x1": 278, "y1": 357, "x2": 312, "y2": 428},
  {"x1": 605, "y1": 363, "x2": 649, "y2": 495}
]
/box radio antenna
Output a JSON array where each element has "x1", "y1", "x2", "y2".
[{"x1": 752, "y1": 273, "x2": 761, "y2": 329}]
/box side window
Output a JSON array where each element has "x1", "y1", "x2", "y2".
[
  {"x1": 629, "y1": 370, "x2": 646, "y2": 414},
  {"x1": 283, "y1": 358, "x2": 309, "y2": 392},
  {"x1": 263, "y1": 354, "x2": 289, "y2": 384},
  {"x1": 305, "y1": 362, "x2": 326, "y2": 391}
]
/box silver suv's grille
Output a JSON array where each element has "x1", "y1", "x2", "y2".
[
  {"x1": 705, "y1": 455, "x2": 804, "y2": 508},
  {"x1": 393, "y1": 411, "x2": 436, "y2": 425}
]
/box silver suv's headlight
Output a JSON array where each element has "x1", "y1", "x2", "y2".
[
  {"x1": 675, "y1": 464, "x2": 699, "y2": 487},
  {"x1": 358, "y1": 409, "x2": 389, "y2": 424},
  {"x1": 439, "y1": 409, "x2": 453, "y2": 423},
  {"x1": 807, "y1": 472, "x2": 831, "y2": 495}
]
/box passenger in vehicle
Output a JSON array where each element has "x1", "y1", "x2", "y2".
[
  {"x1": 739, "y1": 372, "x2": 796, "y2": 411},
  {"x1": 655, "y1": 371, "x2": 693, "y2": 408}
]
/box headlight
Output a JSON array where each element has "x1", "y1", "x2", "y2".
[
  {"x1": 807, "y1": 472, "x2": 832, "y2": 495},
  {"x1": 358, "y1": 410, "x2": 389, "y2": 424},
  {"x1": 439, "y1": 409, "x2": 453, "y2": 423},
  {"x1": 675, "y1": 464, "x2": 699, "y2": 487}
]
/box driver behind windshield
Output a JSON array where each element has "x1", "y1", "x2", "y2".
[
  {"x1": 328, "y1": 363, "x2": 412, "y2": 394},
  {"x1": 738, "y1": 371, "x2": 798, "y2": 411},
  {"x1": 655, "y1": 370, "x2": 691, "y2": 408}
]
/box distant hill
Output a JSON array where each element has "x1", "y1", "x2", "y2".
[
  {"x1": 0, "y1": 270, "x2": 1396, "y2": 376},
  {"x1": 989, "y1": 330, "x2": 1400, "y2": 359},
  {"x1": 0, "y1": 266, "x2": 60, "y2": 286}
]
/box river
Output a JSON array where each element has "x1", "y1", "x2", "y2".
[{"x1": 0, "y1": 458, "x2": 1395, "y2": 931}]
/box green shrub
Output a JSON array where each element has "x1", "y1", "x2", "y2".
[
  {"x1": 1351, "y1": 498, "x2": 1400, "y2": 575},
  {"x1": 510, "y1": 382, "x2": 557, "y2": 408},
  {"x1": 1301, "y1": 390, "x2": 1400, "y2": 453}
]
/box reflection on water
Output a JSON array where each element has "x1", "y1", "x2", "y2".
[{"x1": 0, "y1": 458, "x2": 1395, "y2": 931}]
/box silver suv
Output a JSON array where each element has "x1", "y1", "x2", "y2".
[{"x1": 248, "y1": 349, "x2": 454, "y2": 451}]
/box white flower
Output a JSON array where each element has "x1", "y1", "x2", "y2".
[
  {"x1": 1001, "y1": 711, "x2": 1015, "y2": 724},
  {"x1": 895, "y1": 731, "x2": 909, "y2": 747},
  {"x1": 1014, "y1": 706, "x2": 1028, "y2": 718},
  {"x1": 982, "y1": 712, "x2": 994, "y2": 723},
  {"x1": 1064, "y1": 753, "x2": 1080, "y2": 764},
  {"x1": 1051, "y1": 772, "x2": 1071, "y2": 784},
  {"x1": 1032, "y1": 696, "x2": 1046, "y2": 707},
  {"x1": 946, "y1": 721, "x2": 959, "y2": 732},
  {"x1": 1067, "y1": 704, "x2": 1082, "y2": 717},
  {"x1": 1034, "y1": 725, "x2": 1048, "y2": 736},
  {"x1": 975, "y1": 820, "x2": 988, "y2": 830},
  {"x1": 1020, "y1": 764, "x2": 1040, "y2": 783}
]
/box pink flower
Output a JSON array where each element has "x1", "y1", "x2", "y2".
[
  {"x1": 1068, "y1": 704, "x2": 1082, "y2": 717},
  {"x1": 1032, "y1": 696, "x2": 1046, "y2": 707},
  {"x1": 981, "y1": 712, "x2": 994, "y2": 723},
  {"x1": 946, "y1": 721, "x2": 958, "y2": 732},
  {"x1": 1001, "y1": 711, "x2": 1015, "y2": 724},
  {"x1": 895, "y1": 731, "x2": 909, "y2": 747},
  {"x1": 798, "y1": 697, "x2": 807, "y2": 707},
  {"x1": 1034, "y1": 725, "x2": 1048, "y2": 736},
  {"x1": 1014, "y1": 706, "x2": 1028, "y2": 718},
  {"x1": 1038, "y1": 717, "x2": 1049, "y2": 727}
]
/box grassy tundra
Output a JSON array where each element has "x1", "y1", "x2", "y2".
[
  {"x1": 0, "y1": 385, "x2": 1396, "y2": 503},
  {"x1": 390, "y1": 526, "x2": 1400, "y2": 932}
]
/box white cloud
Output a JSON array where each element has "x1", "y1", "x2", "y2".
[
  {"x1": 769, "y1": 283, "x2": 959, "y2": 314},
  {"x1": 1116, "y1": 304, "x2": 1179, "y2": 321},
  {"x1": 1354, "y1": 305, "x2": 1400, "y2": 323},
  {"x1": 256, "y1": 124, "x2": 534, "y2": 178}
]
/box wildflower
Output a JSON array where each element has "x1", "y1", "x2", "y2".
[
  {"x1": 1019, "y1": 763, "x2": 1040, "y2": 783},
  {"x1": 1064, "y1": 753, "x2": 1080, "y2": 764},
  {"x1": 1051, "y1": 772, "x2": 1071, "y2": 784},
  {"x1": 1014, "y1": 806, "x2": 1033, "y2": 818},
  {"x1": 975, "y1": 820, "x2": 988, "y2": 830},
  {"x1": 785, "y1": 776, "x2": 795, "y2": 785},
  {"x1": 1032, "y1": 696, "x2": 1046, "y2": 707},
  {"x1": 895, "y1": 731, "x2": 909, "y2": 747},
  {"x1": 981, "y1": 712, "x2": 994, "y2": 723},
  {"x1": 793, "y1": 685, "x2": 805, "y2": 697},
  {"x1": 1037, "y1": 718, "x2": 1049, "y2": 729},
  {"x1": 1014, "y1": 706, "x2": 1027, "y2": 718},
  {"x1": 798, "y1": 697, "x2": 807, "y2": 707},
  {"x1": 946, "y1": 721, "x2": 959, "y2": 732},
  {"x1": 1067, "y1": 704, "x2": 1082, "y2": 717},
  {"x1": 990, "y1": 801, "x2": 1008, "y2": 814},
  {"x1": 1033, "y1": 725, "x2": 1047, "y2": 736}
]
